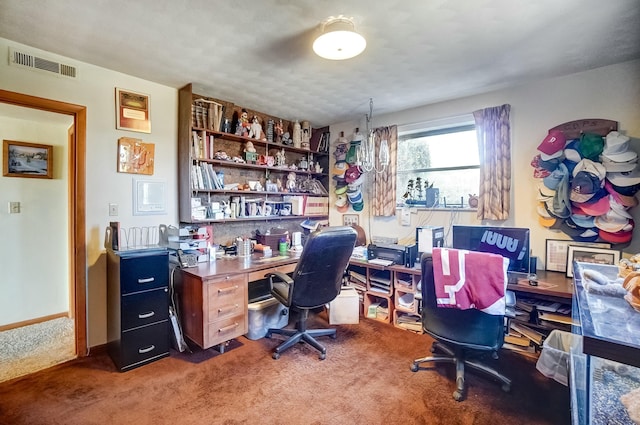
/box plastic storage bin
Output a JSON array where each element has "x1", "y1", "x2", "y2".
[
  {"x1": 246, "y1": 296, "x2": 288, "y2": 340},
  {"x1": 329, "y1": 287, "x2": 360, "y2": 325},
  {"x1": 536, "y1": 329, "x2": 583, "y2": 386}
]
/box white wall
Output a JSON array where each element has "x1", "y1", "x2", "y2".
[
  {"x1": 0, "y1": 38, "x2": 178, "y2": 346},
  {"x1": 329, "y1": 59, "x2": 640, "y2": 268},
  {"x1": 0, "y1": 114, "x2": 70, "y2": 324}
]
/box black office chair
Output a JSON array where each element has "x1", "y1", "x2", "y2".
[
  {"x1": 410, "y1": 253, "x2": 512, "y2": 401},
  {"x1": 265, "y1": 226, "x2": 357, "y2": 360}
]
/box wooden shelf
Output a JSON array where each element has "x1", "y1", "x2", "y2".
[
  {"x1": 178, "y1": 83, "x2": 330, "y2": 224},
  {"x1": 191, "y1": 188, "x2": 328, "y2": 197},
  {"x1": 195, "y1": 158, "x2": 328, "y2": 177},
  {"x1": 193, "y1": 128, "x2": 329, "y2": 157},
  {"x1": 188, "y1": 214, "x2": 328, "y2": 224}
]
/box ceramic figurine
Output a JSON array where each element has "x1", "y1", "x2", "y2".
[
  {"x1": 274, "y1": 119, "x2": 284, "y2": 144},
  {"x1": 249, "y1": 115, "x2": 263, "y2": 140},
  {"x1": 286, "y1": 171, "x2": 297, "y2": 191},
  {"x1": 292, "y1": 120, "x2": 302, "y2": 148}
]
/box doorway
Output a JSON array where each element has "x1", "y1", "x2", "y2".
[{"x1": 0, "y1": 90, "x2": 87, "y2": 363}]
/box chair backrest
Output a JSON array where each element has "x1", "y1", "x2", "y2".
[
  {"x1": 290, "y1": 226, "x2": 357, "y2": 309},
  {"x1": 421, "y1": 253, "x2": 505, "y2": 351}
]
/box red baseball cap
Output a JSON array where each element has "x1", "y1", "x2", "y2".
[{"x1": 537, "y1": 130, "x2": 567, "y2": 155}]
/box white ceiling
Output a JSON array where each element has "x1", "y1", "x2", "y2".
[{"x1": 1, "y1": 0, "x2": 639, "y2": 127}]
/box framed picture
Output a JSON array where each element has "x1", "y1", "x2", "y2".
[
  {"x1": 116, "y1": 88, "x2": 151, "y2": 133},
  {"x1": 343, "y1": 214, "x2": 359, "y2": 226},
  {"x1": 117, "y1": 137, "x2": 155, "y2": 175},
  {"x1": 545, "y1": 239, "x2": 610, "y2": 273},
  {"x1": 3, "y1": 140, "x2": 53, "y2": 179},
  {"x1": 566, "y1": 246, "x2": 620, "y2": 278}
]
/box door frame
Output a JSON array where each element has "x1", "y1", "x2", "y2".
[{"x1": 0, "y1": 89, "x2": 87, "y2": 357}]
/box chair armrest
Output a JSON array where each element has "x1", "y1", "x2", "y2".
[
  {"x1": 266, "y1": 271, "x2": 294, "y2": 306},
  {"x1": 505, "y1": 290, "x2": 516, "y2": 319}
]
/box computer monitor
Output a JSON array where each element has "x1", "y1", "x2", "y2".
[{"x1": 452, "y1": 225, "x2": 531, "y2": 274}]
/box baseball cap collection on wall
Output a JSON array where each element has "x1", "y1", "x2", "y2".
[{"x1": 531, "y1": 119, "x2": 638, "y2": 246}]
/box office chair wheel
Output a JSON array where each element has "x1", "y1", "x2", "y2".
[
  {"x1": 410, "y1": 363, "x2": 419, "y2": 372},
  {"x1": 319, "y1": 353, "x2": 326, "y2": 360},
  {"x1": 272, "y1": 352, "x2": 280, "y2": 360},
  {"x1": 502, "y1": 383, "x2": 511, "y2": 393},
  {"x1": 453, "y1": 389, "x2": 466, "y2": 402}
]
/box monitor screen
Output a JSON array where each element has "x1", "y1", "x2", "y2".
[{"x1": 452, "y1": 225, "x2": 531, "y2": 274}]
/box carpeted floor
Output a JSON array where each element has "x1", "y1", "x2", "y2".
[
  {"x1": 0, "y1": 313, "x2": 570, "y2": 425},
  {"x1": 0, "y1": 317, "x2": 75, "y2": 383}
]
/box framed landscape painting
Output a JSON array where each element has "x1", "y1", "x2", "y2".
[{"x1": 3, "y1": 140, "x2": 53, "y2": 179}]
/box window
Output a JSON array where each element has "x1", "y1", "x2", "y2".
[{"x1": 397, "y1": 117, "x2": 479, "y2": 208}]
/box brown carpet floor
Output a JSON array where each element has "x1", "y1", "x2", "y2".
[{"x1": 0, "y1": 314, "x2": 570, "y2": 425}]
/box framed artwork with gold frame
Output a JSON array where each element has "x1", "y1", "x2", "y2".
[
  {"x1": 3, "y1": 140, "x2": 53, "y2": 179},
  {"x1": 116, "y1": 87, "x2": 151, "y2": 133}
]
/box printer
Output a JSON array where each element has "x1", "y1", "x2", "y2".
[{"x1": 367, "y1": 243, "x2": 417, "y2": 268}]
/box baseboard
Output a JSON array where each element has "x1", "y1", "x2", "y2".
[{"x1": 0, "y1": 312, "x2": 70, "y2": 332}]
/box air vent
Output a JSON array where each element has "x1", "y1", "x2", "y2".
[{"x1": 9, "y1": 47, "x2": 77, "y2": 79}]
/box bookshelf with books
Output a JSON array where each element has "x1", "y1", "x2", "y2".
[{"x1": 178, "y1": 84, "x2": 330, "y2": 225}]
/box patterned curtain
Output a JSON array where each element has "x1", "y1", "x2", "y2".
[
  {"x1": 373, "y1": 125, "x2": 398, "y2": 216},
  {"x1": 472, "y1": 105, "x2": 511, "y2": 220}
]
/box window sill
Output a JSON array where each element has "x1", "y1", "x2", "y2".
[{"x1": 397, "y1": 206, "x2": 477, "y2": 212}]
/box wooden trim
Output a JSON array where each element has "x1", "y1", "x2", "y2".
[
  {"x1": 0, "y1": 89, "x2": 87, "y2": 357},
  {"x1": 0, "y1": 312, "x2": 69, "y2": 332}
]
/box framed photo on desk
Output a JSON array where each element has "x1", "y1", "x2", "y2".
[
  {"x1": 545, "y1": 239, "x2": 610, "y2": 273},
  {"x1": 566, "y1": 246, "x2": 620, "y2": 278}
]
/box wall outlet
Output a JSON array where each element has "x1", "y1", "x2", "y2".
[{"x1": 109, "y1": 203, "x2": 118, "y2": 216}]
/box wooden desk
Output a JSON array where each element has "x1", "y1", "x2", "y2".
[
  {"x1": 507, "y1": 270, "x2": 573, "y2": 303},
  {"x1": 174, "y1": 253, "x2": 300, "y2": 350}
]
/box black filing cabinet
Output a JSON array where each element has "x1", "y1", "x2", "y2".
[{"x1": 107, "y1": 248, "x2": 170, "y2": 371}]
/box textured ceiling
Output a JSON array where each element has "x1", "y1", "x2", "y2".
[{"x1": 1, "y1": 0, "x2": 639, "y2": 127}]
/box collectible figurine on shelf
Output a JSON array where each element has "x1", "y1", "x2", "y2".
[
  {"x1": 249, "y1": 115, "x2": 263, "y2": 140},
  {"x1": 292, "y1": 120, "x2": 302, "y2": 148},
  {"x1": 244, "y1": 141, "x2": 256, "y2": 154},
  {"x1": 244, "y1": 141, "x2": 258, "y2": 163},
  {"x1": 286, "y1": 171, "x2": 297, "y2": 191},
  {"x1": 282, "y1": 131, "x2": 292, "y2": 145},
  {"x1": 274, "y1": 119, "x2": 284, "y2": 144},
  {"x1": 275, "y1": 148, "x2": 287, "y2": 167},
  {"x1": 235, "y1": 108, "x2": 250, "y2": 136}
]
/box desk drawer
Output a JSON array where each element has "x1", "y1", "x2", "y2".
[
  {"x1": 206, "y1": 315, "x2": 247, "y2": 347},
  {"x1": 208, "y1": 298, "x2": 244, "y2": 322},
  {"x1": 248, "y1": 262, "x2": 296, "y2": 283},
  {"x1": 121, "y1": 288, "x2": 168, "y2": 330},
  {"x1": 207, "y1": 275, "x2": 246, "y2": 307}
]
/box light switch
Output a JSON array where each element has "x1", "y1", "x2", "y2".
[
  {"x1": 8, "y1": 201, "x2": 20, "y2": 214},
  {"x1": 109, "y1": 203, "x2": 118, "y2": 216}
]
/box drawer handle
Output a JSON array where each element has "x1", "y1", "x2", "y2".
[
  {"x1": 218, "y1": 323, "x2": 238, "y2": 333},
  {"x1": 138, "y1": 277, "x2": 155, "y2": 284},
  {"x1": 138, "y1": 345, "x2": 155, "y2": 354},
  {"x1": 138, "y1": 311, "x2": 155, "y2": 319},
  {"x1": 218, "y1": 285, "x2": 239, "y2": 294},
  {"x1": 218, "y1": 304, "x2": 239, "y2": 315}
]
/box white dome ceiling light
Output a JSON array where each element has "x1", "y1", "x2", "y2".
[{"x1": 313, "y1": 16, "x2": 366, "y2": 60}]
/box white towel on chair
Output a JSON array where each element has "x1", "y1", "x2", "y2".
[{"x1": 432, "y1": 247, "x2": 509, "y2": 315}]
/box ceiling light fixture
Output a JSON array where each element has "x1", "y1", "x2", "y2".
[{"x1": 313, "y1": 16, "x2": 366, "y2": 60}]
